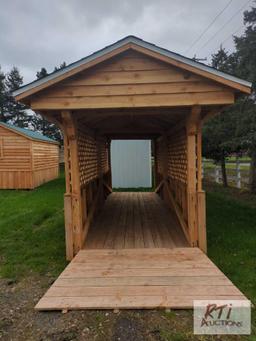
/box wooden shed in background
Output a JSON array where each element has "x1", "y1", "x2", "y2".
[
  {"x1": 14, "y1": 36, "x2": 251, "y2": 310},
  {"x1": 0, "y1": 122, "x2": 59, "y2": 189}
]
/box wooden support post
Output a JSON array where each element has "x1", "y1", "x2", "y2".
[
  {"x1": 97, "y1": 141, "x2": 104, "y2": 208},
  {"x1": 107, "y1": 140, "x2": 112, "y2": 189},
  {"x1": 196, "y1": 120, "x2": 207, "y2": 252},
  {"x1": 64, "y1": 194, "x2": 73, "y2": 260},
  {"x1": 61, "y1": 110, "x2": 84, "y2": 257},
  {"x1": 197, "y1": 190, "x2": 207, "y2": 253},
  {"x1": 197, "y1": 122, "x2": 203, "y2": 192},
  {"x1": 63, "y1": 127, "x2": 74, "y2": 259},
  {"x1": 162, "y1": 134, "x2": 169, "y2": 205},
  {"x1": 152, "y1": 139, "x2": 158, "y2": 189},
  {"x1": 186, "y1": 105, "x2": 201, "y2": 247},
  {"x1": 81, "y1": 186, "x2": 88, "y2": 229}
]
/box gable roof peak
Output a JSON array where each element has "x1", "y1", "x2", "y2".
[{"x1": 14, "y1": 35, "x2": 251, "y2": 100}]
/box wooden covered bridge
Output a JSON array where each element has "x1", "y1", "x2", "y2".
[{"x1": 14, "y1": 36, "x2": 251, "y2": 310}]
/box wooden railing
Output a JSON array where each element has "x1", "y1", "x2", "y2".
[{"x1": 155, "y1": 107, "x2": 207, "y2": 253}]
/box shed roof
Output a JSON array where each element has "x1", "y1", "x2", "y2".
[
  {"x1": 0, "y1": 122, "x2": 59, "y2": 144},
  {"x1": 14, "y1": 35, "x2": 252, "y2": 100}
]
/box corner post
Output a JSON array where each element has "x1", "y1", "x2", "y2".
[
  {"x1": 107, "y1": 140, "x2": 112, "y2": 189},
  {"x1": 186, "y1": 105, "x2": 201, "y2": 247},
  {"x1": 61, "y1": 110, "x2": 83, "y2": 259},
  {"x1": 196, "y1": 120, "x2": 207, "y2": 253},
  {"x1": 97, "y1": 140, "x2": 104, "y2": 207}
]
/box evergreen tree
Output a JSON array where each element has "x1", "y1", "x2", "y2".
[
  {"x1": 0, "y1": 65, "x2": 62, "y2": 143},
  {"x1": 31, "y1": 64, "x2": 64, "y2": 143},
  {"x1": 33, "y1": 63, "x2": 66, "y2": 143},
  {"x1": 4, "y1": 67, "x2": 28, "y2": 127},
  {"x1": 54, "y1": 62, "x2": 66, "y2": 72},
  {"x1": 36, "y1": 67, "x2": 48, "y2": 79},
  {"x1": 231, "y1": 3, "x2": 256, "y2": 192},
  {"x1": 37, "y1": 62, "x2": 66, "y2": 79},
  {"x1": 203, "y1": 3, "x2": 256, "y2": 191},
  {"x1": 31, "y1": 113, "x2": 62, "y2": 142},
  {"x1": 202, "y1": 47, "x2": 236, "y2": 187},
  {"x1": 0, "y1": 66, "x2": 6, "y2": 122}
]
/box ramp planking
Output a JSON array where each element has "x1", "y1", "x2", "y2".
[{"x1": 35, "y1": 248, "x2": 248, "y2": 310}]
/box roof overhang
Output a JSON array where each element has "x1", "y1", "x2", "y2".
[
  {"x1": 0, "y1": 122, "x2": 59, "y2": 144},
  {"x1": 14, "y1": 35, "x2": 252, "y2": 102}
]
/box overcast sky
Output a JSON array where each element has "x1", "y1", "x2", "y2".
[{"x1": 0, "y1": 0, "x2": 253, "y2": 84}]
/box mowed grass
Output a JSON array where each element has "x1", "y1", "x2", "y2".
[
  {"x1": 206, "y1": 183, "x2": 256, "y2": 307},
  {"x1": 0, "y1": 170, "x2": 67, "y2": 279},
  {"x1": 205, "y1": 182, "x2": 256, "y2": 337}
]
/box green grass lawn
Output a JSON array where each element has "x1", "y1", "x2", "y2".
[
  {"x1": 204, "y1": 163, "x2": 250, "y2": 170},
  {"x1": 226, "y1": 156, "x2": 251, "y2": 162},
  {"x1": 206, "y1": 184, "x2": 256, "y2": 296},
  {"x1": 0, "y1": 171, "x2": 67, "y2": 278},
  {"x1": 0, "y1": 172, "x2": 255, "y2": 336}
]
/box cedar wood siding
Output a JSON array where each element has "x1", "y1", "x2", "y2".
[
  {"x1": 30, "y1": 50, "x2": 235, "y2": 110},
  {"x1": 32, "y1": 141, "x2": 59, "y2": 188},
  {"x1": 0, "y1": 124, "x2": 59, "y2": 189}
]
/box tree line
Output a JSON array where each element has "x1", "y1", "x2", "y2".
[
  {"x1": 202, "y1": 3, "x2": 256, "y2": 193},
  {"x1": 0, "y1": 63, "x2": 66, "y2": 143}
]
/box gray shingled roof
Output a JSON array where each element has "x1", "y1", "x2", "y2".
[
  {"x1": 0, "y1": 122, "x2": 58, "y2": 144},
  {"x1": 13, "y1": 35, "x2": 252, "y2": 98}
]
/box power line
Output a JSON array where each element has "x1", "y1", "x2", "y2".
[
  {"x1": 207, "y1": 24, "x2": 244, "y2": 58},
  {"x1": 221, "y1": 24, "x2": 244, "y2": 45},
  {"x1": 197, "y1": 0, "x2": 251, "y2": 52},
  {"x1": 184, "y1": 0, "x2": 233, "y2": 54}
]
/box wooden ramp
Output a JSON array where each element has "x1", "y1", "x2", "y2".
[{"x1": 35, "y1": 248, "x2": 247, "y2": 310}]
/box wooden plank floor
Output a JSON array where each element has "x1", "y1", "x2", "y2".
[
  {"x1": 84, "y1": 192, "x2": 188, "y2": 249},
  {"x1": 35, "y1": 247, "x2": 247, "y2": 310}
]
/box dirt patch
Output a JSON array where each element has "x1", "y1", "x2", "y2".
[
  {"x1": 0, "y1": 276, "x2": 249, "y2": 340},
  {"x1": 112, "y1": 316, "x2": 145, "y2": 341}
]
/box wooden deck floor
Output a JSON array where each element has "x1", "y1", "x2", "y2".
[
  {"x1": 35, "y1": 248, "x2": 247, "y2": 310},
  {"x1": 84, "y1": 192, "x2": 188, "y2": 249}
]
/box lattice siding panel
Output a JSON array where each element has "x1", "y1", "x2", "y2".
[
  {"x1": 155, "y1": 138, "x2": 165, "y2": 176},
  {"x1": 98, "y1": 141, "x2": 109, "y2": 174},
  {"x1": 78, "y1": 130, "x2": 98, "y2": 186},
  {"x1": 167, "y1": 128, "x2": 187, "y2": 184}
]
